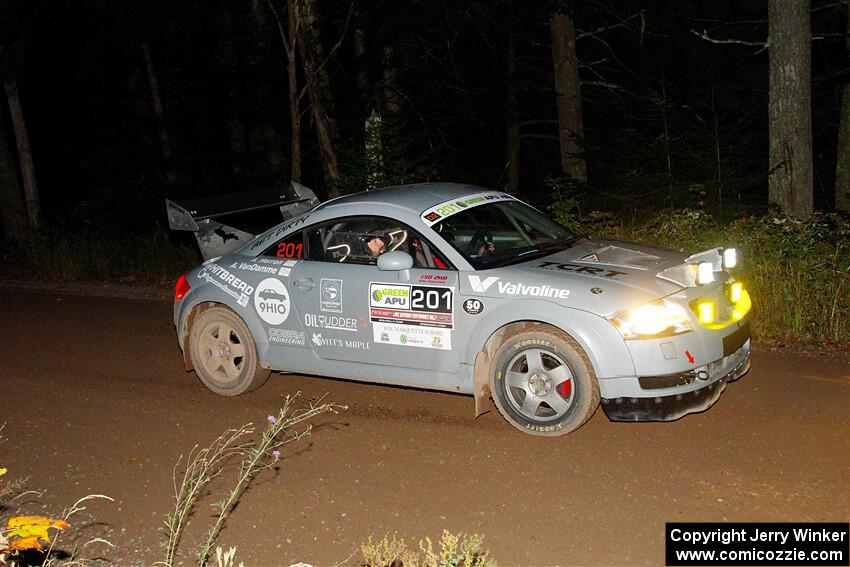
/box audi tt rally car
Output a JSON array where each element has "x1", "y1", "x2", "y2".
[{"x1": 167, "y1": 182, "x2": 751, "y2": 436}]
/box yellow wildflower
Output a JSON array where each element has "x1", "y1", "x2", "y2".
[
  {"x1": 4, "y1": 516, "x2": 70, "y2": 551},
  {"x1": 0, "y1": 467, "x2": 7, "y2": 476}
]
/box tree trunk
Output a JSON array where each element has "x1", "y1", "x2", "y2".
[
  {"x1": 504, "y1": 31, "x2": 521, "y2": 195},
  {"x1": 267, "y1": 0, "x2": 302, "y2": 183},
  {"x1": 550, "y1": 11, "x2": 587, "y2": 184},
  {"x1": 364, "y1": 109, "x2": 384, "y2": 188},
  {"x1": 287, "y1": 0, "x2": 301, "y2": 183},
  {"x1": 297, "y1": 0, "x2": 340, "y2": 197},
  {"x1": 768, "y1": 0, "x2": 813, "y2": 216},
  {"x1": 835, "y1": 0, "x2": 850, "y2": 212},
  {"x1": 142, "y1": 42, "x2": 177, "y2": 185},
  {"x1": 382, "y1": 46, "x2": 400, "y2": 113},
  {"x1": 354, "y1": 23, "x2": 370, "y2": 104},
  {"x1": 4, "y1": 76, "x2": 40, "y2": 228},
  {"x1": 0, "y1": 101, "x2": 27, "y2": 244}
]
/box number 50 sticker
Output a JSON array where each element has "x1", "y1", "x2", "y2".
[{"x1": 463, "y1": 298, "x2": 484, "y2": 315}]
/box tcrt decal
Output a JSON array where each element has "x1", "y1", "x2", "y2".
[{"x1": 534, "y1": 261, "x2": 627, "y2": 279}]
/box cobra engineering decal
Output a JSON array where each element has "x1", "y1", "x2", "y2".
[{"x1": 254, "y1": 278, "x2": 291, "y2": 325}]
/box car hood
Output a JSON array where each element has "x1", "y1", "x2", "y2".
[{"x1": 470, "y1": 238, "x2": 689, "y2": 316}]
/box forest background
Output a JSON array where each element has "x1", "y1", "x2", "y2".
[{"x1": 0, "y1": 0, "x2": 848, "y2": 344}]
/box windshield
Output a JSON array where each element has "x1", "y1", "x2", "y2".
[{"x1": 432, "y1": 200, "x2": 575, "y2": 269}]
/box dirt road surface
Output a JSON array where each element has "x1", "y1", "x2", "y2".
[{"x1": 1, "y1": 289, "x2": 848, "y2": 566}]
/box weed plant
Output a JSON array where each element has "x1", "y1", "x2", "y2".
[
  {"x1": 361, "y1": 530, "x2": 496, "y2": 567},
  {"x1": 1, "y1": 424, "x2": 113, "y2": 565},
  {"x1": 159, "y1": 394, "x2": 344, "y2": 567}
]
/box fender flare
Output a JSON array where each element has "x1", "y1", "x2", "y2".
[{"x1": 467, "y1": 303, "x2": 636, "y2": 417}]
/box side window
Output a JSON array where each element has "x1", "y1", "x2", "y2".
[
  {"x1": 303, "y1": 216, "x2": 452, "y2": 269},
  {"x1": 262, "y1": 231, "x2": 305, "y2": 259}
]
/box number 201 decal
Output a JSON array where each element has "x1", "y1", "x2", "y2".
[
  {"x1": 276, "y1": 242, "x2": 303, "y2": 259},
  {"x1": 411, "y1": 287, "x2": 452, "y2": 313}
]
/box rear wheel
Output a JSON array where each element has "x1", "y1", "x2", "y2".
[
  {"x1": 189, "y1": 306, "x2": 270, "y2": 396},
  {"x1": 490, "y1": 326, "x2": 599, "y2": 436}
]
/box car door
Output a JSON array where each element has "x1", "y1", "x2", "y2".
[{"x1": 288, "y1": 216, "x2": 461, "y2": 374}]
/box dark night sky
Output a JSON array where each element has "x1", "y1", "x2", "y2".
[{"x1": 1, "y1": 0, "x2": 847, "y2": 228}]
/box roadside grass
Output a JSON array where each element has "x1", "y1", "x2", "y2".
[
  {"x1": 552, "y1": 208, "x2": 850, "y2": 347},
  {"x1": 2, "y1": 227, "x2": 200, "y2": 284}
]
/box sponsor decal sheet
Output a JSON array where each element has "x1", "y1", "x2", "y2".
[{"x1": 369, "y1": 282, "x2": 454, "y2": 350}]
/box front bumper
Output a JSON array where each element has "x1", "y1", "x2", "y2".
[{"x1": 601, "y1": 338, "x2": 750, "y2": 422}]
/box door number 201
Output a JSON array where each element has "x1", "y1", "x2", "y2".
[{"x1": 411, "y1": 288, "x2": 452, "y2": 313}]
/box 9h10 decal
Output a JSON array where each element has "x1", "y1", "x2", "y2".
[{"x1": 254, "y1": 278, "x2": 290, "y2": 325}]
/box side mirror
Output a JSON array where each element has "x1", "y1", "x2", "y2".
[{"x1": 377, "y1": 250, "x2": 414, "y2": 271}]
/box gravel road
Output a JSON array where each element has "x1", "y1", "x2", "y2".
[{"x1": 1, "y1": 288, "x2": 848, "y2": 566}]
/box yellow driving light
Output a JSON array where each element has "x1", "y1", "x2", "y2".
[
  {"x1": 609, "y1": 301, "x2": 692, "y2": 339},
  {"x1": 692, "y1": 282, "x2": 750, "y2": 329},
  {"x1": 697, "y1": 301, "x2": 715, "y2": 324},
  {"x1": 729, "y1": 281, "x2": 743, "y2": 303}
]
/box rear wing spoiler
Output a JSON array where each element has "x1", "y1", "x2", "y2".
[{"x1": 166, "y1": 182, "x2": 320, "y2": 260}]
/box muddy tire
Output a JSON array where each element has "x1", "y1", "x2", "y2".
[
  {"x1": 189, "y1": 306, "x2": 270, "y2": 396},
  {"x1": 490, "y1": 326, "x2": 599, "y2": 436}
]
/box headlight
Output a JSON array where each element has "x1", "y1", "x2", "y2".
[
  {"x1": 608, "y1": 300, "x2": 693, "y2": 339},
  {"x1": 697, "y1": 262, "x2": 715, "y2": 284}
]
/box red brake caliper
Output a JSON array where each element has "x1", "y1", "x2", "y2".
[{"x1": 556, "y1": 379, "x2": 572, "y2": 397}]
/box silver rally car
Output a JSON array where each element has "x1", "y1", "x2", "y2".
[{"x1": 168, "y1": 182, "x2": 751, "y2": 436}]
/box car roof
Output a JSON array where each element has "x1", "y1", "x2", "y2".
[{"x1": 313, "y1": 182, "x2": 491, "y2": 214}]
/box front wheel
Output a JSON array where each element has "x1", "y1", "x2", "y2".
[
  {"x1": 490, "y1": 327, "x2": 599, "y2": 436},
  {"x1": 189, "y1": 306, "x2": 270, "y2": 396}
]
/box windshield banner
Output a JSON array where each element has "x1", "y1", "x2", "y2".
[{"x1": 420, "y1": 192, "x2": 515, "y2": 227}]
